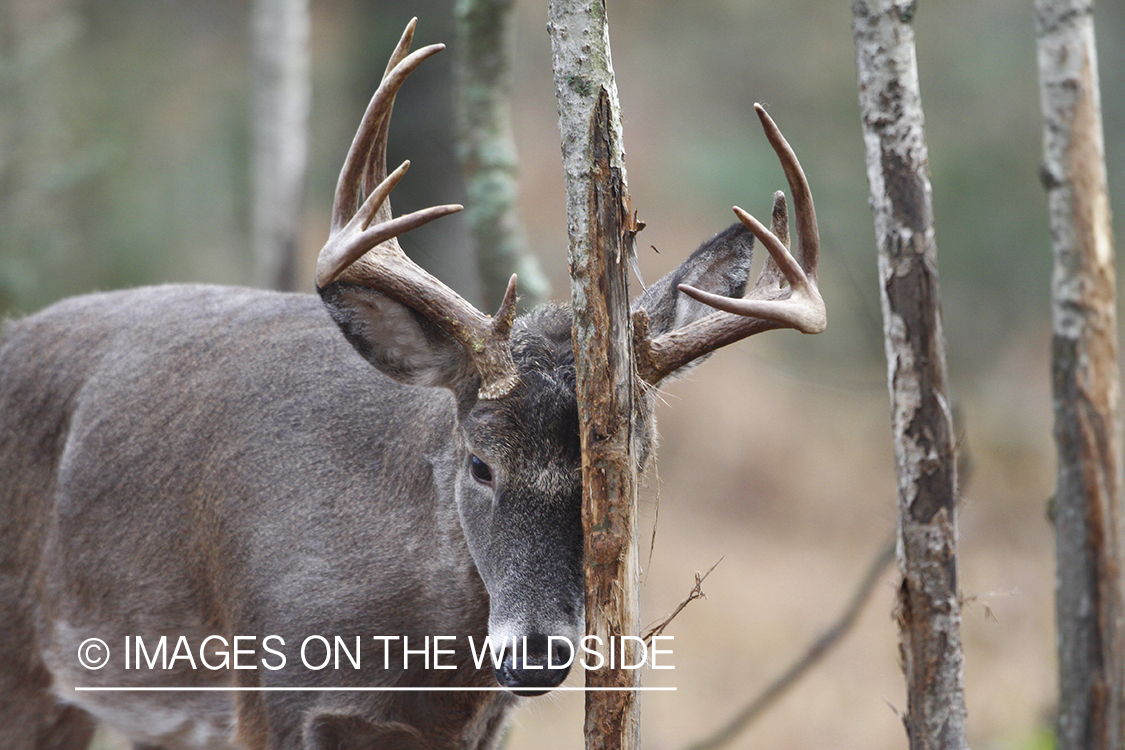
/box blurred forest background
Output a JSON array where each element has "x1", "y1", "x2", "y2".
[{"x1": 2, "y1": 0, "x2": 1123, "y2": 749}]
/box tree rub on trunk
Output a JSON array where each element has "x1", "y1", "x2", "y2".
[
  {"x1": 1036, "y1": 2, "x2": 1124, "y2": 748},
  {"x1": 852, "y1": 2, "x2": 970, "y2": 749},
  {"x1": 454, "y1": 0, "x2": 550, "y2": 312},
  {"x1": 548, "y1": 2, "x2": 641, "y2": 748},
  {"x1": 250, "y1": 0, "x2": 309, "y2": 291}
]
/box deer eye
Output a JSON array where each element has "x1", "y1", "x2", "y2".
[{"x1": 469, "y1": 454, "x2": 493, "y2": 486}]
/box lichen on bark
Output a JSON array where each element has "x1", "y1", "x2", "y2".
[{"x1": 852, "y1": 1, "x2": 970, "y2": 747}]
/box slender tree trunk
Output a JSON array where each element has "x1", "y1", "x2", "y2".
[
  {"x1": 548, "y1": 2, "x2": 641, "y2": 748},
  {"x1": 250, "y1": 0, "x2": 309, "y2": 291},
  {"x1": 852, "y1": 2, "x2": 970, "y2": 748},
  {"x1": 1036, "y1": 3, "x2": 1124, "y2": 749},
  {"x1": 454, "y1": 0, "x2": 549, "y2": 313}
]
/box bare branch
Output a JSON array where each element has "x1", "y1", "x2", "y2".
[
  {"x1": 684, "y1": 539, "x2": 896, "y2": 750},
  {"x1": 642, "y1": 558, "x2": 722, "y2": 644}
]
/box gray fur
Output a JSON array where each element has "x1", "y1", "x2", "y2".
[{"x1": 0, "y1": 224, "x2": 752, "y2": 750}]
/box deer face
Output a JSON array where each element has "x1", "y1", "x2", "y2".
[{"x1": 455, "y1": 318, "x2": 584, "y2": 690}]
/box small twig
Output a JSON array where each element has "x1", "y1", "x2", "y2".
[
  {"x1": 960, "y1": 588, "x2": 1016, "y2": 624},
  {"x1": 684, "y1": 536, "x2": 896, "y2": 750},
  {"x1": 643, "y1": 462, "x2": 662, "y2": 586},
  {"x1": 643, "y1": 558, "x2": 722, "y2": 644}
]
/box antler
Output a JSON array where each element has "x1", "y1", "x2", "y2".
[
  {"x1": 634, "y1": 104, "x2": 826, "y2": 386},
  {"x1": 315, "y1": 19, "x2": 520, "y2": 400}
]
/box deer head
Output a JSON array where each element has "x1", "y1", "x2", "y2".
[{"x1": 314, "y1": 20, "x2": 823, "y2": 691}]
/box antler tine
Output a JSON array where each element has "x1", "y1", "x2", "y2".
[
  {"x1": 634, "y1": 105, "x2": 825, "y2": 386},
  {"x1": 365, "y1": 18, "x2": 417, "y2": 201},
  {"x1": 754, "y1": 103, "x2": 819, "y2": 281},
  {"x1": 771, "y1": 190, "x2": 789, "y2": 248},
  {"x1": 331, "y1": 38, "x2": 444, "y2": 233},
  {"x1": 749, "y1": 190, "x2": 790, "y2": 295},
  {"x1": 315, "y1": 160, "x2": 463, "y2": 289},
  {"x1": 317, "y1": 21, "x2": 520, "y2": 401}
]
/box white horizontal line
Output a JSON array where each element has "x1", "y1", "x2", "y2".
[{"x1": 75, "y1": 686, "x2": 675, "y2": 693}]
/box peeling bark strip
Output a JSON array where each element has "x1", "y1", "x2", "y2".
[
  {"x1": 851, "y1": 2, "x2": 970, "y2": 748},
  {"x1": 1035, "y1": 1, "x2": 1124, "y2": 748},
  {"x1": 548, "y1": 2, "x2": 640, "y2": 748}
]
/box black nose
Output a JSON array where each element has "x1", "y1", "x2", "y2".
[{"x1": 494, "y1": 633, "x2": 573, "y2": 696}]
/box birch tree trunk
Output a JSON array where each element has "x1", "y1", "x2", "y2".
[
  {"x1": 1036, "y1": 3, "x2": 1124, "y2": 749},
  {"x1": 250, "y1": 0, "x2": 309, "y2": 291},
  {"x1": 455, "y1": 0, "x2": 549, "y2": 312},
  {"x1": 548, "y1": 2, "x2": 641, "y2": 748},
  {"x1": 852, "y1": 2, "x2": 970, "y2": 748}
]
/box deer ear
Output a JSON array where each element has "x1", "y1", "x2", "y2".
[
  {"x1": 633, "y1": 222, "x2": 755, "y2": 339},
  {"x1": 320, "y1": 282, "x2": 478, "y2": 392}
]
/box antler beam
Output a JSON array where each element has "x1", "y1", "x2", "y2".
[
  {"x1": 634, "y1": 104, "x2": 826, "y2": 386},
  {"x1": 315, "y1": 19, "x2": 520, "y2": 400}
]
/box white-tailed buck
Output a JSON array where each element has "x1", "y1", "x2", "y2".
[{"x1": 0, "y1": 19, "x2": 823, "y2": 750}]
